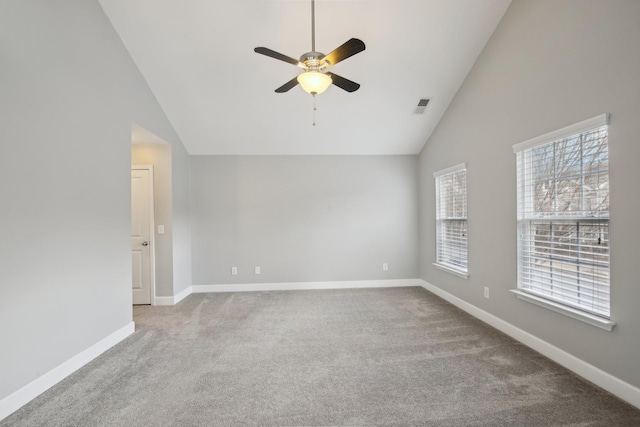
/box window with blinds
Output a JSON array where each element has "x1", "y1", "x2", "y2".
[
  {"x1": 514, "y1": 114, "x2": 610, "y2": 318},
  {"x1": 434, "y1": 163, "x2": 468, "y2": 276}
]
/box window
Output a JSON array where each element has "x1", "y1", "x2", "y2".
[
  {"x1": 434, "y1": 163, "x2": 468, "y2": 277},
  {"x1": 513, "y1": 114, "x2": 611, "y2": 322}
]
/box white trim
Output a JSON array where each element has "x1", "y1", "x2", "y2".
[
  {"x1": 192, "y1": 279, "x2": 422, "y2": 293},
  {"x1": 173, "y1": 286, "x2": 192, "y2": 304},
  {"x1": 154, "y1": 296, "x2": 175, "y2": 306},
  {"x1": 154, "y1": 287, "x2": 192, "y2": 306},
  {"x1": 511, "y1": 289, "x2": 615, "y2": 331},
  {"x1": 433, "y1": 263, "x2": 469, "y2": 279},
  {"x1": 0, "y1": 322, "x2": 135, "y2": 422},
  {"x1": 132, "y1": 165, "x2": 156, "y2": 306},
  {"x1": 419, "y1": 280, "x2": 640, "y2": 410},
  {"x1": 433, "y1": 162, "x2": 466, "y2": 178},
  {"x1": 156, "y1": 280, "x2": 420, "y2": 303},
  {"x1": 513, "y1": 113, "x2": 609, "y2": 153}
]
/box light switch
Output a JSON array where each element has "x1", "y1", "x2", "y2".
[{"x1": 158, "y1": 225, "x2": 165, "y2": 234}]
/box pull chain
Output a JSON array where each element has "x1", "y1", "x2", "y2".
[{"x1": 312, "y1": 94, "x2": 317, "y2": 126}]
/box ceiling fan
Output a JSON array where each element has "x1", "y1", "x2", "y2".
[{"x1": 254, "y1": 0, "x2": 366, "y2": 96}]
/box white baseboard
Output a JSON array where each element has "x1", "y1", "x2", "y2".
[
  {"x1": 154, "y1": 287, "x2": 193, "y2": 306},
  {"x1": 173, "y1": 286, "x2": 192, "y2": 304},
  {"x1": 154, "y1": 296, "x2": 175, "y2": 306},
  {"x1": 419, "y1": 279, "x2": 640, "y2": 410},
  {"x1": 0, "y1": 321, "x2": 135, "y2": 422},
  {"x1": 192, "y1": 279, "x2": 422, "y2": 293},
  {"x1": 156, "y1": 279, "x2": 421, "y2": 305}
]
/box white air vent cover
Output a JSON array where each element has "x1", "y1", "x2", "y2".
[{"x1": 414, "y1": 98, "x2": 430, "y2": 114}]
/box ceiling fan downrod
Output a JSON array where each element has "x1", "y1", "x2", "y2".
[
  {"x1": 300, "y1": 0, "x2": 323, "y2": 69},
  {"x1": 311, "y1": 0, "x2": 316, "y2": 52}
]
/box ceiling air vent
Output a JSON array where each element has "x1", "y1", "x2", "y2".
[{"x1": 413, "y1": 98, "x2": 430, "y2": 114}]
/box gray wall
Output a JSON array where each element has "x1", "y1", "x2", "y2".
[
  {"x1": 0, "y1": 0, "x2": 189, "y2": 400},
  {"x1": 418, "y1": 0, "x2": 640, "y2": 388},
  {"x1": 171, "y1": 140, "x2": 193, "y2": 296},
  {"x1": 191, "y1": 156, "x2": 418, "y2": 285}
]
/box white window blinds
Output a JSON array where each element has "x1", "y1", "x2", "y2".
[
  {"x1": 514, "y1": 114, "x2": 610, "y2": 318},
  {"x1": 434, "y1": 163, "x2": 468, "y2": 275}
]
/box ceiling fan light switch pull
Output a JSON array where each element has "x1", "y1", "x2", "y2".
[{"x1": 312, "y1": 94, "x2": 317, "y2": 126}]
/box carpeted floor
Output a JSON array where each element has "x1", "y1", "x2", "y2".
[{"x1": 3, "y1": 287, "x2": 640, "y2": 426}]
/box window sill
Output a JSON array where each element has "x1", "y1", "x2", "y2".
[
  {"x1": 433, "y1": 263, "x2": 469, "y2": 279},
  {"x1": 510, "y1": 289, "x2": 616, "y2": 332}
]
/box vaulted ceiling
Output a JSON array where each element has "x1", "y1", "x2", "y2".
[{"x1": 100, "y1": 0, "x2": 511, "y2": 155}]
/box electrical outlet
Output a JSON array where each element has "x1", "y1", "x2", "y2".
[
  {"x1": 255, "y1": 266, "x2": 261, "y2": 275},
  {"x1": 484, "y1": 287, "x2": 490, "y2": 299},
  {"x1": 231, "y1": 267, "x2": 237, "y2": 275},
  {"x1": 382, "y1": 263, "x2": 388, "y2": 271}
]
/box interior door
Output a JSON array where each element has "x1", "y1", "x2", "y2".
[{"x1": 131, "y1": 168, "x2": 152, "y2": 305}]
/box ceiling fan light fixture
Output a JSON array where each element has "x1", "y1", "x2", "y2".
[{"x1": 297, "y1": 71, "x2": 332, "y2": 95}]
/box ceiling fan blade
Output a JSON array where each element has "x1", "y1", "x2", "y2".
[
  {"x1": 254, "y1": 47, "x2": 302, "y2": 67},
  {"x1": 275, "y1": 77, "x2": 299, "y2": 93},
  {"x1": 327, "y1": 72, "x2": 360, "y2": 92},
  {"x1": 321, "y1": 38, "x2": 366, "y2": 67}
]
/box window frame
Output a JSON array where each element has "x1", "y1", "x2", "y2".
[
  {"x1": 433, "y1": 163, "x2": 469, "y2": 279},
  {"x1": 512, "y1": 114, "x2": 615, "y2": 331}
]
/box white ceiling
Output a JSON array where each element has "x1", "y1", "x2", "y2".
[{"x1": 100, "y1": 0, "x2": 511, "y2": 155}]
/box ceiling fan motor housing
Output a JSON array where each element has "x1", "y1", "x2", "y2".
[{"x1": 300, "y1": 51, "x2": 328, "y2": 71}]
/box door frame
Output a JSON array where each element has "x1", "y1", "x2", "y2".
[{"x1": 132, "y1": 164, "x2": 156, "y2": 305}]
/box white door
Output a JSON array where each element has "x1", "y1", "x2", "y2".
[{"x1": 131, "y1": 168, "x2": 153, "y2": 305}]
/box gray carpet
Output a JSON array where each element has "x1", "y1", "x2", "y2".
[{"x1": 3, "y1": 287, "x2": 640, "y2": 426}]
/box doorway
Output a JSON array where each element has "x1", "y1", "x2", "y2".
[{"x1": 131, "y1": 165, "x2": 155, "y2": 305}]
